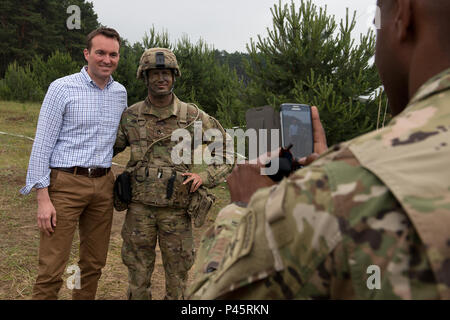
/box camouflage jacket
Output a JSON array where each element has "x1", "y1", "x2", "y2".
[
  {"x1": 114, "y1": 94, "x2": 233, "y2": 193},
  {"x1": 187, "y1": 68, "x2": 450, "y2": 300}
]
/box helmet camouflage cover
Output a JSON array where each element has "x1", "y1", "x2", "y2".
[{"x1": 137, "y1": 48, "x2": 181, "y2": 80}]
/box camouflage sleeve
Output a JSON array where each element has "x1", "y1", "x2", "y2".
[
  {"x1": 189, "y1": 203, "x2": 248, "y2": 288},
  {"x1": 187, "y1": 148, "x2": 440, "y2": 299},
  {"x1": 197, "y1": 113, "x2": 234, "y2": 188},
  {"x1": 187, "y1": 166, "x2": 339, "y2": 299},
  {"x1": 113, "y1": 112, "x2": 129, "y2": 157}
]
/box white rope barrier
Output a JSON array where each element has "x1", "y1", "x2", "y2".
[{"x1": 0, "y1": 131, "x2": 35, "y2": 141}]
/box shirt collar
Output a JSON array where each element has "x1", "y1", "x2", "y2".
[
  {"x1": 143, "y1": 94, "x2": 180, "y2": 120},
  {"x1": 409, "y1": 67, "x2": 450, "y2": 105},
  {"x1": 80, "y1": 66, "x2": 115, "y2": 89}
]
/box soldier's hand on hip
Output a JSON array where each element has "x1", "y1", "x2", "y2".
[{"x1": 182, "y1": 173, "x2": 203, "y2": 193}]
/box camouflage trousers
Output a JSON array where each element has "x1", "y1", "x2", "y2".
[{"x1": 121, "y1": 202, "x2": 194, "y2": 300}]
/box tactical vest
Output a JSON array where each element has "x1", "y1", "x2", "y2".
[{"x1": 130, "y1": 100, "x2": 199, "y2": 208}]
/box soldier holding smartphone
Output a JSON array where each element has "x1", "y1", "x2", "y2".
[{"x1": 188, "y1": 0, "x2": 450, "y2": 300}]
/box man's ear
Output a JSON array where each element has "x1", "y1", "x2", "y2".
[
  {"x1": 394, "y1": 0, "x2": 413, "y2": 41},
  {"x1": 83, "y1": 48, "x2": 89, "y2": 62}
]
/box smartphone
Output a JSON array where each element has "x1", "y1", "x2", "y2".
[{"x1": 280, "y1": 103, "x2": 313, "y2": 159}]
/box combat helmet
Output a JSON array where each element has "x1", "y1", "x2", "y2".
[{"x1": 136, "y1": 48, "x2": 181, "y2": 81}]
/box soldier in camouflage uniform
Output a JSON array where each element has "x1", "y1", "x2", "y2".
[
  {"x1": 114, "y1": 48, "x2": 232, "y2": 300},
  {"x1": 187, "y1": 0, "x2": 450, "y2": 299}
]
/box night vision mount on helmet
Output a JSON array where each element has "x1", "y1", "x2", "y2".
[{"x1": 136, "y1": 48, "x2": 181, "y2": 81}]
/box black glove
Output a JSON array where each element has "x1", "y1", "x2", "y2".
[
  {"x1": 266, "y1": 144, "x2": 302, "y2": 182},
  {"x1": 114, "y1": 171, "x2": 132, "y2": 204}
]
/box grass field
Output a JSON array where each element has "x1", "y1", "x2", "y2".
[{"x1": 0, "y1": 100, "x2": 230, "y2": 300}]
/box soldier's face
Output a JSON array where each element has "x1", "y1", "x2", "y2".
[
  {"x1": 147, "y1": 69, "x2": 174, "y2": 97},
  {"x1": 84, "y1": 34, "x2": 120, "y2": 83}
]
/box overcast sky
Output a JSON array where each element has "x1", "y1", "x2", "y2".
[{"x1": 90, "y1": 0, "x2": 378, "y2": 53}]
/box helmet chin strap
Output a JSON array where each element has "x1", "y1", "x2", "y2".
[
  {"x1": 143, "y1": 71, "x2": 149, "y2": 87},
  {"x1": 170, "y1": 75, "x2": 176, "y2": 93}
]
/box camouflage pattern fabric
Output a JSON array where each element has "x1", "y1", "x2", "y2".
[
  {"x1": 190, "y1": 203, "x2": 247, "y2": 279},
  {"x1": 121, "y1": 202, "x2": 193, "y2": 300},
  {"x1": 186, "y1": 68, "x2": 450, "y2": 300},
  {"x1": 114, "y1": 94, "x2": 232, "y2": 300}
]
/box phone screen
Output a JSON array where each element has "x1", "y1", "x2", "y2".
[{"x1": 280, "y1": 105, "x2": 313, "y2": 159}]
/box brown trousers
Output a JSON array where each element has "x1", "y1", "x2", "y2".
[{"x1": 32, "y1": 169, "x2": 114, "y2": 300}]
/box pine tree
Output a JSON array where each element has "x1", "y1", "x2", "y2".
[
  {"x1": 114, "y1": 40, "x2": 147, "y2": 106},
  {"x1": 59, "y1": 0, "x2": 100, "y2": 63},
  {"x1": 173, "y1": 36, "x2": 242, "y2": 119},
  {"x1": 0, "y1": 0, "x2": 45, "y2": 75},
  {"x1": 113, "y1": 27, "x2": 245, "y2": 117},
  {"x1": 246, "y1": 0, "x2": 383, "y2": 145},
  {"x1": 0, "y1": 0, "x2": 99, "y2": 77}
]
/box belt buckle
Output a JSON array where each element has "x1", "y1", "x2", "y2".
[{"x1": 88, "y1": 168, "x2": 94, "y2": 178}]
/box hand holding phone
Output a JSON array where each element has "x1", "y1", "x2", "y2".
[
  {"x1": 280, "y1": 104, "x2": 328, "y2": 167},
  {"x1": 310, "y1": 106, "x2": 328, "y2": 155}
]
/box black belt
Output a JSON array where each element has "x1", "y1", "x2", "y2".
[{"x1": 51, "y1": 167, "x2": 111, "y2": 178}]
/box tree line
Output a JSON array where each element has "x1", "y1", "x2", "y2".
[{"x1": 0, "y1": 0, "x2": 386, "y2": 146}]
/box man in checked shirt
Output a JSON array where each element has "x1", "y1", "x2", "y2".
[{"x1": 20, "y1": 27, "x2": 127, "y2": 300}]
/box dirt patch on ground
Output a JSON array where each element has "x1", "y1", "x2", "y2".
[
  {"x1": 5, "y1": 116, "x2": 26, "y2": 122},
  {"x1": 1, "y1": 170, "x2": 26, "y2": 186}
]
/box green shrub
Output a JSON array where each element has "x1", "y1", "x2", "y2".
[
  {"x1": 0, "y1": 62, "x2": 44, "y2": 102},
  {"x1": 245, "y1": 0, "x2": 383, "y2": 145},
  {"x1": 113, "y1": 41, "x2": 147, "y2": 106},
  {"x1": 0, "y1": 79, "x2": 11, "y2": 99},
  {"x1": 31, "y1": 51, "x2": 80, "y2": 91}
]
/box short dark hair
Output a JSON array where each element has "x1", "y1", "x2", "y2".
[{"x1": 86, "y1": 27, "x2": 121, "y2": 51}]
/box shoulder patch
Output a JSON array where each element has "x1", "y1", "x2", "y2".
[
  {"x1": 214, "y1": 210, "x2": 257, "y2": 281},
  {"x1": 265, "y1": 183, "x2": 286, "y2": 224}
]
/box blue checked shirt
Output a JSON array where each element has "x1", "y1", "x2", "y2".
[{"x1": 20, "y1": 67, "x2": 127, "y2": 195}]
